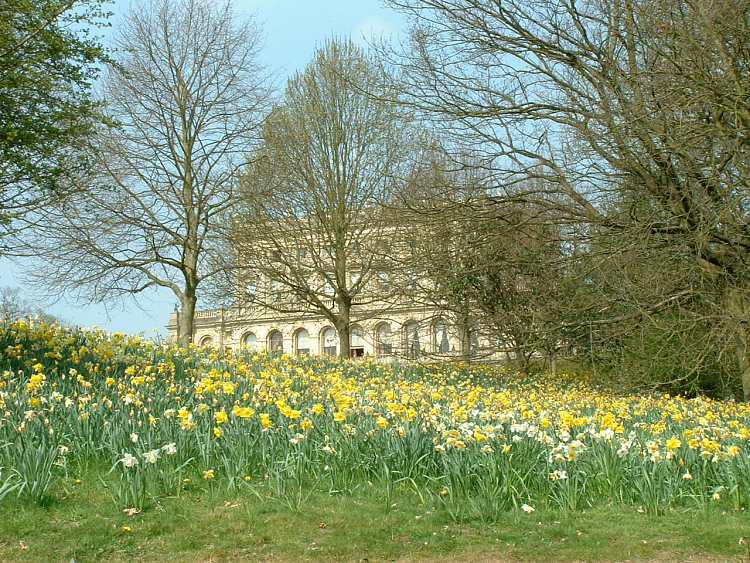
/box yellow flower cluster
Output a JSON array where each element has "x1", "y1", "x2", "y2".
[{"x1": 2, "y1": 318, "x2": 750, "y2": 509}]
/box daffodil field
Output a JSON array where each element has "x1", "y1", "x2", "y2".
[{"x1": 2, "y1": 320, "x2": 750, "y2": 520}]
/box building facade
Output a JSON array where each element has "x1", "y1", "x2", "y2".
[
  {"x1": 167, "y1": 297, "x2": 500, "y2": 360},
  {"x1": 167, "y1": 211, "x2": 510, "y2": 360}
]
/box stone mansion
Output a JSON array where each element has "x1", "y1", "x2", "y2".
[
  {"x1": 166, "y1": 295, "x2": 500, "y2": 360},
  {"x1": 166, "y1": 207, "x2": 509, "y2": 361}
]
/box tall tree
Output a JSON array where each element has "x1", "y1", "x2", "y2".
[
  {"x1": 27, "y1": 0, "x2": 270, "y2": 346},
  {"x1": 0, "y1": 0, "x2": 110, "y2": 251},
  {"x1": 232, "y1": 39, "x2": 412, "y2": 358},
  {"x1": 385, "y1": 0, "x2": 750, "y2": 398},
  {"x1": 401, "y1": 153, "x2": 568, "y2": 372}
]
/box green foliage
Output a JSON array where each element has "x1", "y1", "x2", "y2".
[
  {"x1": 0, "y1": 464, "x2": 22, "y2": 502},
  {"x1": 1, "y1": 319, "x2": 750, "y2": 521},
  {"x1": 0, "y1": 0, "x2": 111, "y2": 233},
  {"x1": 11, "y1": 438, "x2": 59, "y2": 505},
  {"x1": 591, "y1": 316, "x2": 738, "y2": 398},
  {"x1": 410, "y1": 197, "x2": 571, "y2": 371},
  {"x1": 574, "y1": 212, "x2": 740, "y2": 398}
]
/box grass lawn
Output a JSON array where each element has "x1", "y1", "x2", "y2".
[{"x1": 1, "y1": 479, "x2": 749, "y2": 562}]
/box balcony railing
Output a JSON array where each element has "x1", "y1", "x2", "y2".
[
  {"x1": 187, "y1": 293, "x2": 423, "y2": 326},
  {"x1": 195, "y1": 310, "x2": 220, "y2": 319}
]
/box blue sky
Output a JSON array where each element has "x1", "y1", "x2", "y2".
[{"x1": 0, "y1": 0, "x2": 406, "y2": 336}]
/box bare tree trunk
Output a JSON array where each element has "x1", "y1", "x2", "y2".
[
  {"x1": 547, "y1": 350, "x2": 557, "y2": 375},
  {"x1": 514, "y1": 348, "x2": 530, "y2": 377},
  {"x1": 336, "y1": 300, "x2": 351, "y2": 358},
  {"x1": 727, "y1": 288, "x2": 750, "y2": 401},
  {"x1": 735, "y1": 330, "x2": 750, "y2": 402},
  {"x1": 178, "y1": 291, "x2": 196, "y2": 347},
  {"x1": 458, "y1": 312, "x2": 472, "y2": 361},
  {"x1": 460, "y1": 330, "x2": 472, "y2": 361}
]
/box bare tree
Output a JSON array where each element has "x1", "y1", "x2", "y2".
[
  {"x1": 0, "y1": 287, "x2": 61, "y2": 324},
  {"x1": 384, "y1": 0, "x2": 750, "y2": 398},
  {"x1": 401, "y1": 150, "x2": 570, "y2": 372},
  {"x1": 231, "y1": 39, "x2": 413, "y2": 358},
  {"x1": 25, "y1": 0, "x2": 270, "y2": 345}
]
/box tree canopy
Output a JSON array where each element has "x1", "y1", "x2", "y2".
[{"x1": 0, "y1": 0, "x2": 111, "y2": 249}]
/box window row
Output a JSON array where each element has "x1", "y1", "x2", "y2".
[
  {"x1": 245, "y1": 271, "x2": 393, "y2": 301},
  {"x1": 197, "y1": 320, "x2": 481, "y2": 358}
]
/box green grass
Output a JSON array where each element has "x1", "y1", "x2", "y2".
[{"x1": 1, "y1": 475, "x2": 749, "y2": 562}]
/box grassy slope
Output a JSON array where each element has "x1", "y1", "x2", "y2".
[{"x1": 1, "y1": 478, "x2": 749, "y2": 562}]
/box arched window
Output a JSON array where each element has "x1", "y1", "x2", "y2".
[
  {"x1": 495, "y1": 334, "x2": 508, "y2": 349},
  {"x1": 267, "y1": 330, "x2": 283, "y2": 354},
  {"x1": 350, "y1": 325, "x2": 365, "y2": 358},
  {"x1": 295, "y1": 328, "x2": 311, "y2": 356},
  {"x1": 376, "y1": 322, "x2": 392, "y2": 357},
  {"x1": 403, "y1": 321, "x2": 420, "y2": 359},
  {"x1": 321, "y1": 327, "x2": 337, "y2": 356},
  {"x1": 434, "y1": 320, "x2": 450, "y2": 354},
  {"x1": 241, "y1": 331, "x2": 257, "y2": 350},
  {"x1": 199, "y1": 335, "x2": 213, "y2": 347}
]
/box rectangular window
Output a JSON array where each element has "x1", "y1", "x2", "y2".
[
  {"x1": 245, "y1": 277, "x2": 258, "y2": 300},
  {"x1": 408, "y1": 275, "x2": 419, "y2": 293},
  {"x1": 271, "y1": 279, "x2": 283, "y2": 302}
]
